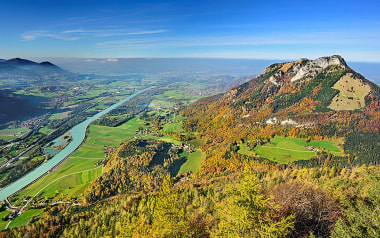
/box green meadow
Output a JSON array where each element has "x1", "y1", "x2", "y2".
[
  {"x1": 8, "y1": 209, "x2": 43, "y2": 229},
  {"x1": 0, "y1": 127, "x2": 29, "y2": 141},
  {"x1": 14, "y1": 158, "x2": 104, "y2": 202},
  {"x1": 162, "y1": 122, "x2": 184, "y2": 133},
  {"x1": 178, "y1": 150, "x2": 204, "y2": 174},
  {"x1": 38, "y1": 127, "x2": 53, "y2": 135},
  {"x1": 0, "y1": 210, "x2": 11, "y2": 230},
  {"x1": 239, "y1": 136, "x2": 342, "y2": 163}
]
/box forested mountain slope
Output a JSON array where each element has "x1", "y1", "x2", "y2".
[{"x1": 182, "y1": 55, "x2": 380, "y2": 177}]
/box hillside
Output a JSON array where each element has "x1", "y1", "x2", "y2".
[
  {"x1": 182, "y1": 55, "x2": 380, "y2": 174},
  {"x1": 0, "y1": 58, "x2": 75, "y2": 88}
]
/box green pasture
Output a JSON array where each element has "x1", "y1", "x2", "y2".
[
  {"x1": 72, "y1": 119, "x2": 141, "y2": 158},
  {"x1": 143, "y1": 134, "x2": 182, "y2": 145},
  {"x1": 149, "y1": 99, "x2": 175, "y2": 108},
  {"x1": 162, "y1": 122, "x2": 183, "y2": 133},
  {"x1": 0, "y1": 127, "x2": 29, "y2": 141},
  {"x1": 188, "y1": 138, "x2": 205, "y2": 147},
  {"x1": 178, "y1": 150, "x2": 204, "y2": 174},
  {"x1": 155, "y1": 90, "x2": 195, "y2": 100},
  {"x1": 175, "y1": 115, "x2": 185, "y2": 121},
  {"x1": 0, "y1": 210, "x2": 11, "y2": 230},
  {"x1": 48, "y1": 111, "x2": 71, "y2": 121},
  {"x1": 38, "y1": 127, "x2": 53, "y2": 135},
  {"x1": 8, "y1": 209, "x2": 43, "y2": 229},
  {"x1": 239, "y1": 136, "x2": 342, "y2": 163},
  {"x1": 14, "y1": 159, "x2": 104, "y2": 202}
]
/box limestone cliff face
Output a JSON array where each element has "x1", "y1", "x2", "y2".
[
  {"x1": 267, "y1": 55, "x2": 347, "y2": 85},
  {"x1": 290, "y1": 55, "x2": 347, "y2": 82}
]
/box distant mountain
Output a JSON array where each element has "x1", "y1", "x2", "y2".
[
  {"x1": 6, "y1": 58, "x2": 39, "y2": 66},
  {"x1": 39, "y1": 61, "x2": 56, "y2": 67},
  {"x1": 0, "y1": 58, "x2": 75, "y2": 87}
]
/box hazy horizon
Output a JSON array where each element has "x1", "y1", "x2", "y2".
[{"x1": 23, "y1": 57, "x2": 380, "y2": 85}]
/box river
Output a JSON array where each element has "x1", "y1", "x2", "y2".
[{"x1": 0, "y1": 87, "x2": 152, "y2": 201}]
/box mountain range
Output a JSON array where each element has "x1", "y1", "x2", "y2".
[{"x1": 0, "y1": 58, "x2": 74, "y2": 87}]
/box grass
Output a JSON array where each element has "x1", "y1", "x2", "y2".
[
  {"x1": 39, "y1": 127, "x2": 53, "y2": 135},
  {"x1": 48, "y1": 111, "x2": 71, "y2": 120},
  {"x1": 8, "y1": 209, "x2": 43, "y2": 229},
  {"x1": 144, "y1": 134, "x2": 182, "y2": 145},
  {"x1": 328, "y1": 73, "x2": 371, "y2": 111},
  {"x1": 0, "y1": 127, "x2": 29, "y2": 141},
  {"x1": 14, "y1": 159, "x2": 104, "y2": 202},
  {"x1": 149, "y1": 99, "x2": 175, "y2": 108},
  {"x1": 155, "y1": 90, "x2": 196, "y2": 100},
  {"x1": 162, "y1": 122, "x2": 183, "y2": 133},
  {"x1": 178, "y1": 150, "x2": 204, "y2": 174},
  {"x1": 188, "y1": 138, "x2": 205, "y2": 147},
  {"x1": 71, "y1": 119, "x2": 140, "y2": 158},
  {"x1": 239, "y1": 136, "x2": 342, "y2": 163},
  {"x1": 0, "y1": 210, "x2": 11, "y2": 230}
]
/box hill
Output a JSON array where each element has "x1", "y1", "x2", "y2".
[{"x1": 0, "y1": 58, "x2": 75, "y2": 88}]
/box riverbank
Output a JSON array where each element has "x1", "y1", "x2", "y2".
[{"x1": 0, "y1": 87, "x2": 153, "y2": 201}]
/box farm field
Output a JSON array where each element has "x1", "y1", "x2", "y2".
[
  {"x1": 0, "y1": 127, "x2": 29, "y2": 141},
  {"x1": 155, "y1": 90, "x2": 199, "y2": 101},
  {"x1": 239, "y1": 136, "x2": 342, "y2": 163},
  {"x1": 13, "y1": 158, "x2": 104, "y2": 203},
  {"x1": 48, "y1": 111, "x2": 71, "y2": 121}
]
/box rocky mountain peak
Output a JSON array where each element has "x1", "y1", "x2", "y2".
[
  {"x1": 267, "y1": 55, "x2": 348, "y2": 85},
  {"x1": 291, "y1": 55, "x2": 347, "y2": 82}
]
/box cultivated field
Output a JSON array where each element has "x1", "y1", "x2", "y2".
[{"x1": 0, "y1": 127, "x2": 29, "y2": 141}]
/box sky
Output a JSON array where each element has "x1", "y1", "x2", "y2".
[{"x1": 0, "y1": 0, "x2": 379, "y2": 61}]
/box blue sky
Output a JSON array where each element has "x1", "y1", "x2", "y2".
[{"x1": 1, "y1": 0, "x2": 379, "y2": 61}]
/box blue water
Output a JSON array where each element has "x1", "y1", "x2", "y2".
[
  {"x1": 44, "y1": 132, "x2": 70, "y2": 156},
  {"x1": 0, "y1": 87, "x2": 152, "y2": 201}
]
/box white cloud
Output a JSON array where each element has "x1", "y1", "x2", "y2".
[
  {"x1": 107, "y1": 58, "x2": 118, "y2": 62},
  {"x1": 22, "y1": 35, "x2": 37, "y2": 40},
  {"x1": 21, "y1": 28, "x2": 168, "y2": 41}
]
